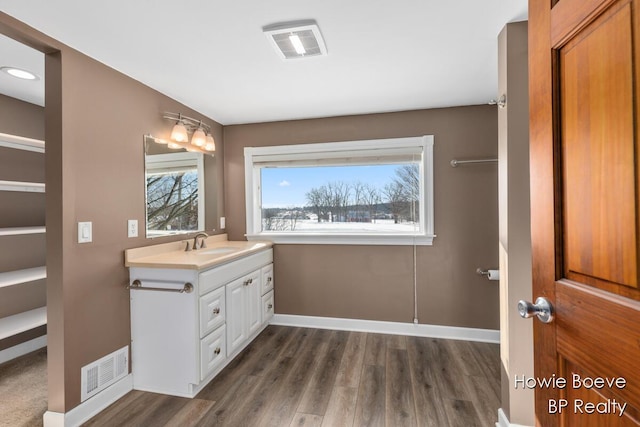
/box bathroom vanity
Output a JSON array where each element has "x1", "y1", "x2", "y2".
[{"x1": 125, "y1": 235, "x2": 274, "y2": 397}]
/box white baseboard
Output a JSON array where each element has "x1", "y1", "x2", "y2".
[
  {"x1": 270, "y1": 314, "x2": 499, "y2": 343},
  {"x1": 496, "y1": 408, "x2": 532, "y2": 427},
  {"x1": 0, "y1": 334, "x2": 47, "y2": 365},
  {"x1": 43, "y1": 374, "x2": 133, "y2": 427}
]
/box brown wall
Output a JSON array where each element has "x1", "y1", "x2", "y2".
[
  {"x1": 1, "y1": 13, "x2": 225, "y2": 412},
  {"x1": 224, "y1": 106, "x2": 500, "y2": 329},
  {"x1": 0, "y1": 94, "x2": 46, "y2": 350}
]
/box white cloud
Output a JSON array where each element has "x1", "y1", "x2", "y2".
[{"x1": 279, "y1": 180, "x2": 291, "y2": 187}]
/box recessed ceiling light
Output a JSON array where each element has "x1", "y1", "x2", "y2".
[
  {"x1": 0, "y1": 66, "x2": 39, "y2": 80},
  {"x1": 263, "y1": 20, "x2": 327, "y2": 60}
]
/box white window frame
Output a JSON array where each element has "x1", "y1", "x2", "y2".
[{"x1": 244, "y1": 135, "x2": 434, "y2": 245}]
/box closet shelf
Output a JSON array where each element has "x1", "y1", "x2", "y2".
[
  {"x1": 0, "y1": 226, "x2": 46, "y2": 236},
  {"x1": 0, "y1": 180, "x2": 45, "y2": 193},
  {"x1": 0, "y1": 307, "x2": 47, "y2": 340},
  {"x1": 0, "y1": 267, "x2": 47, "y2": 289},
  {"x1": 0, "y1": 132, "x2": 45, "y2": 153}
]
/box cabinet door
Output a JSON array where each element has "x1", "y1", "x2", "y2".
[
  {"x1": 225, "y1": 276, "x2": 247, "y2": 356},
  {"x1": 199, "y1": 286, "x2": 225, "y2": 338},
  {"x1": 246, "y1": 269, "x2": 262, "y2": 335},
  {"x1": 261, "y1": 263, "x2": 274, "y2": 295}
]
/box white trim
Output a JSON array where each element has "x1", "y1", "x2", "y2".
[
  {"x1": 270, "y1": 314, "x2": 499, "y2": 344},
  {"x1": 246, "y1": 233, "x2": 435, "y2": 246},
  {"x1": 43, "y1": 374, "x2": 133, "y2": 427},
  {"x1": 496, "y1": 408, "x2": 532, "y2": 427},
  {"x1": 0, "y1": 334, "x2": 46, "y2": 365},
  {"x1": 244, "y1": 136, "x2": 435, "y2": 246}
]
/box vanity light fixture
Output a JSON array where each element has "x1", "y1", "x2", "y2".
[
  {"x1": 263, "y1": 20, "x2": 327, "y2": 60},
  {"x1": 161, "y1": 112, "x2": 216, "y2": 155},
  {"x1": 0, "y1": 66, "x2": 39, "y2": 80}
]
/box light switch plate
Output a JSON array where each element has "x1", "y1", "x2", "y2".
[
  {"x1": 128, "y1": 219, "x2": 138, "y2": 238},
  {"x1": 78, "y1": 221, "x2": 92, "y2": 243},
  {"x1": 220, "y1": 217, "x2": 226, "y2": 229}
]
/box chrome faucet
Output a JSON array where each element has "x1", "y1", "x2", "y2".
[{"x1": 193, "y1": 232, "x2": 209, "y2": 250}]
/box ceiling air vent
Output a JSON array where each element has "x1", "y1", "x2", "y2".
[{"x1": 263, "y1": 20, "x2": 327, "y2": 60}]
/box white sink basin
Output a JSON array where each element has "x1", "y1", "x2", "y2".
[{"x1": 194, "y1": 247, "x2": 238, "y2": 256}]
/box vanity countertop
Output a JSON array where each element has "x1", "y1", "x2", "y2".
[{"x1": 125, "y1": 234, "x2": 273, "y2": 270}]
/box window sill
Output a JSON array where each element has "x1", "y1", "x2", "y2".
[{"x1": 245, "y1": 233, "x2": 435, "y2": 246}]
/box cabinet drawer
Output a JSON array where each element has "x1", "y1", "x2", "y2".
[
  {"x1": 262, "y1": 290, "x2": 274, "y2": 324},
  {"x1": 199, "y1": 287, "x2": 225, "y2": 338},
  {"x1": 199, "y1": 249, "x2": 273, "y2": 295},
  {"x1": 261, "y1": 263, "x2": 274, "y2": 295},
  {"x1": 200, "y1": 325, "x2": 226, "y2": 381}
]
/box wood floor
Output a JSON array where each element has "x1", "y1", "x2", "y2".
[{"x1": 84, "y1": 326, "x2": 501, "y2": 427}]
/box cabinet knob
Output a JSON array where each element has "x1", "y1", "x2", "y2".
[
  {"x1": 268, "y1": 304, "x2": 273, "y2": 309},
  {"x1": 267, "y1": 277, "x2": 272, "y2": 283},
  {"x1": 212, "y1": 307, "x2": 220, "y2": 315},
  {"x1": 214, "y1": 348, "x2": 221, "y2": 355}
]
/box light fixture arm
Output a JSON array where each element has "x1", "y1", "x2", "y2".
[{"x1": 163, "y1": 112, "x2": 212, "y2": 134}]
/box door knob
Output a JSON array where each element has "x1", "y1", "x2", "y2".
[{"x1": 518, "y1": 297, "x2": 554, "y2": 323}]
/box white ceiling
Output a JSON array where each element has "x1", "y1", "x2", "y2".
[{"x1": 0, "y1": 1, "x2": 528, "y2": 125}]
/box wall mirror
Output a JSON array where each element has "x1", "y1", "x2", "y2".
[{"x1": 144, "y1": 134, "x2": 209, "y2": 237}]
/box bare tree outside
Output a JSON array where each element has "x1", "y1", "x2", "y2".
[
  {"x1": 146, "y1": 172, "x2": 199, "y2": 232},
  {"x1": 362, "y1": 183, "x2": 381, "y2": 223},
  {"x1": 382, "y1": 181, "x2": 407, "y2": 224}
]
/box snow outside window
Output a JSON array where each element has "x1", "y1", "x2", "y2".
[{"x1": 244, "y1": 136, "x2": 434, "y2": 245}]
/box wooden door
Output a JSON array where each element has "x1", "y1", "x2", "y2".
[{"x1": 529, "y1": 0, "x2": 640, "y2": 425}]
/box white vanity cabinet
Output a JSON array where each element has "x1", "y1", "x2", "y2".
[{"x1": 129, "y1": 248, "x2": 273, "y2": 398}]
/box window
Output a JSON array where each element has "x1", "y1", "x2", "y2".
[
  {"x1": 244, "y1": 135, "x2": 434, "y2": 245},
  {"x1": 145, "y1": 151, "x2": 205, "y2": 237}
]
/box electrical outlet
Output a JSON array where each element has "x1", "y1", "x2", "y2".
[
  {"x1": 78, "y1": 221, "x2": 92, "y2": 243},
  {"x1": 220, "y1": 217, "x2": 226, "y2": 229},
  {"x1": 128, "y1": 220, "x2": 138, "y2": 238}
]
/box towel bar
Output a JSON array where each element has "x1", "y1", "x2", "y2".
[{"x1": 127, "y1": 279, "x2": 194, "y2": 294}]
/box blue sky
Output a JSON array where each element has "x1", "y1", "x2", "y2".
[{"x1": 261, "y1": 165, "x2": 400, "y2": 208}]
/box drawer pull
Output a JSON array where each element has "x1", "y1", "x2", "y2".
[
  {"x1": 212, "y1": 307, "x2": 220, "y2": 315},
  {"x1": 244, "y1": 278, "x2": 253, "y2": 286},
  {"x1": 214, "y1": 348, "x2": 221, "y2": 355},
  {"x1": 268, "y1": 304, "x2": 273, "y2": 309}
]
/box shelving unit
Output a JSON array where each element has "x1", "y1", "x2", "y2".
[
  {"x1": 0, "y1": 226, "x2": 46, "y2": 236},
  {"x1": 0, "y1": 132, "x2": 46, "y2": 361},
  {"x1": 0, "y1": 307, "x2": 47, "y2": 341},
  {"x1": 0, "y1": 267, "x2": 47, "y2": 289},
  {"x1": 0, "y1": 132, "x2": 45, "y2": 153},
  {"x1": 0, "y1": 180, "x2": 45, "y2": 193}
]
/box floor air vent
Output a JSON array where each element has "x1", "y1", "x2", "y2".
[{"x1": 81, "y1": 346, "x2": 128, "y2": 402}]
